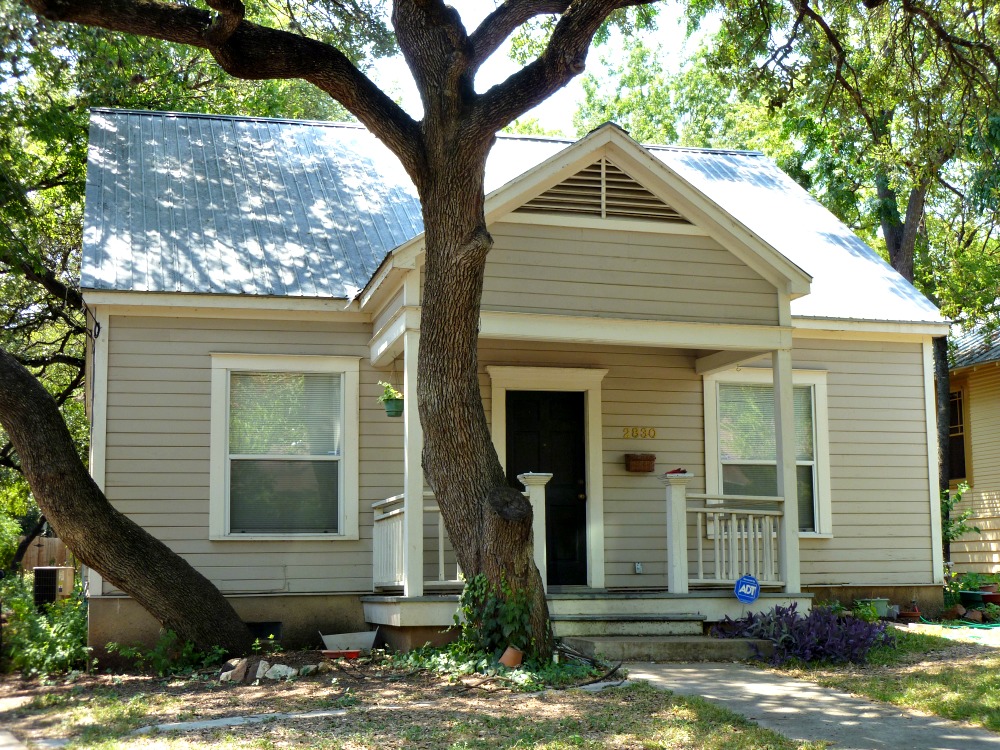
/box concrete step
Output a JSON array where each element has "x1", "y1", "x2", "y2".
[
  {"x1": 561, "y1": 635, "x2": 774, "y2": 662},
  {"x1": 551, "y1": 613, "x2": 705, "y2": 638}
]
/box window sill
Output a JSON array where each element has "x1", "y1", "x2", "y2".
[
  {"x1": 799, "y1": 532, "x2": 833, "y2": 539},
  {"x1": 210, "y1": 533, "x2": 358, "y2": 542}
]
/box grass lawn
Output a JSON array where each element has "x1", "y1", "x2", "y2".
[
  {"x1": 786, "y1": 625, "x2": 1000, "y2": 732},
  {"x1": 1, "y1": 661, "x2": 826, "y2": 749}
]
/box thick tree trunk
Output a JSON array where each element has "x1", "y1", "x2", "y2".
[
  {"x1": 0, "y1": 348, "x2": 254, "y2": 654},
  {"x1": 416, "y1": 138, "x2": 552, "y2": 658}
]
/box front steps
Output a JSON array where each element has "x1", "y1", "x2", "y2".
[
  {"x1": 561, "y1": 635, "x2": 773, "y2": 662},
  {"x1": 551, "y1": 613, "x2": 705, "y2": 638}
]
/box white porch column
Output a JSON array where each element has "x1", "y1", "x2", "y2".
[
  {"x1": 772, "y1": 348, "x2": 801, "y2": 592},
  {"x1": 660, "y1": 471, "x2": 693, "y2": 594},
  {"x1": 518, "y1": 472, "x2": 553, "y2": 592},
  {"x1": 402, "y1": 330, "x2": 424, "y2": 597}
]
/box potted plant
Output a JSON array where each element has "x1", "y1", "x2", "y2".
[{"x1": 377, "y1": 381, "x2": 403, "y2": 417}]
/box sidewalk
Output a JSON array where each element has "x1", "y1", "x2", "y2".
[{"x1": 628, "y1": 661, "x2": 1000, "y2": 750}]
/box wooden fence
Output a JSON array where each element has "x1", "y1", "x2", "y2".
[{"x1": 18, "y1": 537, "x2": 71, "y2": 570}]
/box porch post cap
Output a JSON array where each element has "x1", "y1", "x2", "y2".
[
  {"x1": 517, "y1": 472, "x2": 554, "y2": 486},
  {"x1": 659, "y1": 471, "x2": 694, "y2": 486}
]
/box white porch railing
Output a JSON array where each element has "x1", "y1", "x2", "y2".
[
  {"x1": 372, "y1": 474, "x2": 551, "y2": 593},
  {"x1": 372, "y1": 492, "x2": 461, "y2": 589},
  {"x1": 686, "y1": 493, "x2": 784, "y2": 586},
  {"x1": 661, "y1": 472, "x2": 785, "y2": 593}
]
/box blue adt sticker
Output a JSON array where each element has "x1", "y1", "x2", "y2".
[{"x1": 734, "y1": 575, "x2": 760, "y2": 604}]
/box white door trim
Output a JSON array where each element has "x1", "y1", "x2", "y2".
[{"x1": 486, "y1": 366, "x2": 608, "y2": 589}]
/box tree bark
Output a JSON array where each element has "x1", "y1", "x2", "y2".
[
  {"x1": 415, "y1": 130, "x2": 552, "y2": 656},
  {"x1": 0, "y1": 347, "x2": 254, "y2": 654}
]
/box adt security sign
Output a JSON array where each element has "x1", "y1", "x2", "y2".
[{"x1": 734, "y1": 575, "x2": 760, "y2": 604}]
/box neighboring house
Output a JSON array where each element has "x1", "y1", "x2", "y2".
[
  {"x1": 948, "y1": 326, "x2": 1000, "y2": 573},
  {"x1": 82, "y1": 109, "x2": 949, "y2": 650}
]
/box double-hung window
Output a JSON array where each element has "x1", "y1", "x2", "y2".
[
  {"x1": 704, "y1": 369, "x2": 831, "y2": 536},
  {"x1": 210, "y1": 354, "x2": 360, "y2": 540}
]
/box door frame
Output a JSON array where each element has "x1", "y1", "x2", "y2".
[{"x1": 487, "y1": 366, "x2": 608, "y2": 589}]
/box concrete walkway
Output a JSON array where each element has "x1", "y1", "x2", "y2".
[{"x1": 628, "y1": 662, "x2": 1000, "y2": 750}]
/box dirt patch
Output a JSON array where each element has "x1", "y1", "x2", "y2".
[{"x1": 0, "y1": 652, "x2": 621, "y2": 747}]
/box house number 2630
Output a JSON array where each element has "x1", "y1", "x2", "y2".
[{"x1": 623, "y1": 427, "x2": 656, "y2": 438}]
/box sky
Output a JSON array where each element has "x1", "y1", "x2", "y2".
[{"x1": 369, "y1": 2, "x2": 701, "y2": 137}]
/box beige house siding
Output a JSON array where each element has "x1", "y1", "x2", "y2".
[
  {"x1": 101, "y1": 314, "x2": 403, "y2": 596},
  {"x1": 482, "y1": 222, "x2": 780, "y2": 325},
  {"x1": 793, "y1": 338, "x2": 934, "y2": 585},
  {"x1": 951, "y1": 365, "x2": 1000, "y2": 573},
  {"x1": 99, "y1": 311, "x2": 935, "y2": 598},
  {"x1": 478, "y1": 336, "x2": 935, "y2": 590}
]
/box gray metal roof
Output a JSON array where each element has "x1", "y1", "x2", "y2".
[
  {"x1": 646, "y1": 146, "x2": 943, "y2": 325},
  {"x1": 82, "y1": 109, "x2": 945, "y2": 327},
  {"x1": 83, "y1": 109, "x2": 423, "y2": 298},
  {"x1": 952, "y1": 324, "x2": 1000, "y2": 369}
]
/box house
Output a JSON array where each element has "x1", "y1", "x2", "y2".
[
  {"x1": 948, "y1": 325, "x2": 1000, "y2": 573},
  {"x1": 81, "y1": 108, "x2": 949, "y2": 651}
]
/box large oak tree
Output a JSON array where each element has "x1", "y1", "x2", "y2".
[{"x1": 13, "y1": 0, "x2": 656, "y2": 656}]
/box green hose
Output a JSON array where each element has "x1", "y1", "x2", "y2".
[{"x1": 917, "y1": 615, "x2": 1000, "y2": 629}]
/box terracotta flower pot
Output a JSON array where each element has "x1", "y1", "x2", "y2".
[{"x1": 499, "y1": 645, "x2": 523, "y2": 668}]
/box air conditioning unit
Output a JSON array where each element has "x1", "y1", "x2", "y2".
[{"x1": 33, "y1": 566, "x2": 75, "y2": 609}]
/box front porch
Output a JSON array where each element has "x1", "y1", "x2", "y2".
[{"x1": 363, "y1": 475, "x2": 812, "y2": 648}]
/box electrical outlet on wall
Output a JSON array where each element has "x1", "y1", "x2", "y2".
[{"x1": 634, "y1": 562, "x2": 643, "y2": 574}]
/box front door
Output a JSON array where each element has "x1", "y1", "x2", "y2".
[{"x1": 505, "y1": 391, "x2": 587, "y2": 586}]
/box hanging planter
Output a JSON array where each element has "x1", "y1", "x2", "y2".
[{"x1": 377, "y1": 381, "x2": 403, "y2": 417}]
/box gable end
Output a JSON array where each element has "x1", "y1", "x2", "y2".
[{"x1": 516, "y1": 158, "x2": 690, "y2": 224}]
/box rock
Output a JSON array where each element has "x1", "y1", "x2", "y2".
[
  {"x1": 299, "y1": 664, "x2": 319, "y2": 676},
  {"x1": 219, "y1": 658, "x2": 249, "y2": 684},
  {"x1": 965, "y1": 609, "x2": 985, "y2": 624},
  {"x1": 255, "y1": 660, "x2": 271, "y2": 680},
  {"x1": 317, "y1": 662, "x2": 335, "y2": 674},
  {"x1": 264, "y1": 663, "x2": 299, "y2": 680}
]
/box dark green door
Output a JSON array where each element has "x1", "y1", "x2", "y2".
[{"x1": 505, "y1": 391, "x2": 587, "y2": 586}]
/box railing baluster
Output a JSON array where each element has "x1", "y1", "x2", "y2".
[{"x1": 696, "y1": 513, "x2": 704, "y2": 581}]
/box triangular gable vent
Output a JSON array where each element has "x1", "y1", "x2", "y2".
[{"x1": 516, "y1": 158, "x2": 689, "y2": 223}]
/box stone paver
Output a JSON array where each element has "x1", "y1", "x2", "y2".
[{"x1": 629, "y1": 661, "x2": 1000, "y2": 750}]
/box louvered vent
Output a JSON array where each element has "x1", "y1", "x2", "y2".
[{"x1": 517, "y1": 158, "x2": 689, "y2": 223}]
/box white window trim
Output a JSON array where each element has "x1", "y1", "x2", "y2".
[
  {"x1": 703, "y1": 367, "x2": 832, "y2": 538},
  {"x1": 210, "y1": 353, "x2": 360, "y2": 541}
]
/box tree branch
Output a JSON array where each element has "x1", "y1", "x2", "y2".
[
  {"x1": 26, "y1": 0, "x2": 424, "y2": 175},
  {"x1": 469, "y1": 0, "x2": 570, "y2": 69},
  {"x1": 472, "y1": 0, "x2": 655, "y2": 136}
]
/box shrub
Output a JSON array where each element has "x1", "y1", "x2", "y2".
[
  {"x1": 713, "y1": 603, "x2": 894, "y2": 666},
  {"x1": 106, "y1": 630, "x2": 227, "y2": 677},
  {"x1": 1, "y1": 572, "x2": 91, "y2": 677},
  {"x1": 455, "y1": 573, "x2": 535, "y2": 658}
]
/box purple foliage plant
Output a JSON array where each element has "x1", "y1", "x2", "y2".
[{"x1": 712, "y1": 603, "x2": 894, "y2": 666}]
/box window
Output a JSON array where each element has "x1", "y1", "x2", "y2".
[
  {"x1": 949, "y1": 389, "x2": 969, "y2": 483},
  {"x1": 210, "y1": 354, "x2": 360, "y2": 540},
  {"x1": 704, "y1": 369, "x2": 831, "y2": 536}
]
